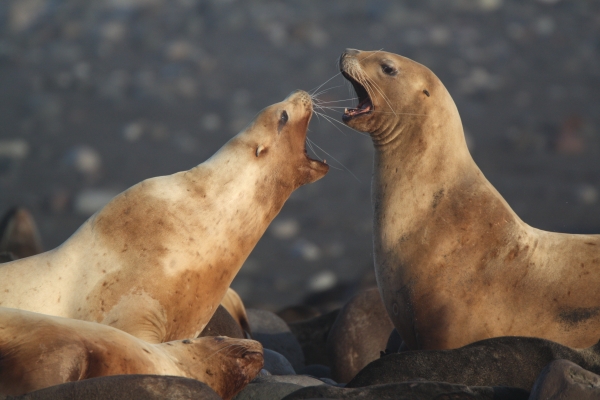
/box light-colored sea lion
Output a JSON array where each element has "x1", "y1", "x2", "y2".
[
  {"x1": 339, "y1": 48, "x2": 600, "y2": 350},
  {"x1": 0, "y1": 307, "x2": 263, "y2": 399},
  {"x1": 0, "y1": 90, "x2": 328, "y2": 343}
]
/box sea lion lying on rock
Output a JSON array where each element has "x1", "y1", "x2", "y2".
[
  {"x1": 0, "y1": 90, "x2": 328, "y2": 343},
  {"x1": 339, "y1": 48, "x2": 600, "y2": 350},
  {"x1": 0, "y1": 307, "x2": 263, "y2": 399}
]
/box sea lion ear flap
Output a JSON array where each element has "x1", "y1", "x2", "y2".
[{"x1": 256, "y1": 145, "x2": 266, "y2": 157}]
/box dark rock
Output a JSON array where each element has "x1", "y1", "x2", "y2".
[
  {"x1": 383, "y1": 329, "x2": 403, "y2": 355},
  {"x1": 233, "y1": 382, "x2": 302, "y2": 400},
  {"x1": 327, "y1": 288, "x2": 394, "y2": 383},
  {"x1": 282, "y1": 381, "x2": 529, "y2": 399},
  {"x1": 288, "y1": 309, "x2": 339, "y2": 366},
  {"x1": 263, "y1": 348, "x2": 296, "y2": 376},
  {"x1": 247, "y1": 309, "x2": 304, "y2": 371},
  {"x1": 529, "y1": 359, "x2": 600, "y2": 400},
  {"x1": 199, "y1": 304, "x2": 245, "y2": 339},
  {"x1": 297, "y1": 364, "x2": 332, "y2": 379},
  {"x1": 7, "y1": 375, "x2": 221, "y2": 400},
  {"x1": 347, "y1": 336, "x2": 600, "y2": 391},
  {"x1": 252, "y1": 375, "x2": 325, "y2": 387},
  {"x1": 277, "y1": 305, "x2": 321, "y2": 324}
]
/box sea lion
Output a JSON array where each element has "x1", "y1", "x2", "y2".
[
  {"x1": 0, "y1": 90, "x2": 328, "y2": 343},
  {"x1": 0, "y1": 307, "x2": 263, "y2": 399},
  {"x1": 347, "y1": 336, "x2": 600, "y2": 391},
  {"x1": 339, "y1": 48, "x2": 600, "y2": 350}
]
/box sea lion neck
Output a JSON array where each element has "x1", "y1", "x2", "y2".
[{"x1": 372, "y1": 89, "x2": 472, "y2": 193}]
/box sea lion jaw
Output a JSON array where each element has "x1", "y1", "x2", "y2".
[
  {"x1": 339, "y1": 49, "x2": 434, "y2": 141},
  {"x1": 236, "y1": 90, "x2": 329, "y2": 187},
  {"x1": 164, "y1": 336, "x2": 263, "y2": 400}
]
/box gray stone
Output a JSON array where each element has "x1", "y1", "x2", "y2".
[
  {"x1": 263, "y1": 348, "x2": 296, "y2": 376},
  {"x1": 282, "y1": 382, "x2": 529, "y2": 400},
  {"x1": 327, "y1": 287, "x2": 394, "y2": 383},
  {"x1": 529, "y1": 359, "x2": 600, "y2": 400},
  {"x1": 252, "y1": 374, "x2": 325, "y2": 387},
  {"x1": 233, "y1": 382, "x2": 302, "y2": 400},
  {"x1": 8, "y1": 375, "x2": 220, "y2": 400},
  {"x1": 247, "y1": 309, "x2": 305, "y2": 371}
]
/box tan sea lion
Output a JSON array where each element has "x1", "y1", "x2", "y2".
[
  {"x1": 339, "y1": 48, "x2": 600, "y2": 350},
  {"x1": 0, "y1": 90, "x2": 328, "y2": 343},
  {"x1": 0, "y1": 307, "x2": 263, "y2": 399}
]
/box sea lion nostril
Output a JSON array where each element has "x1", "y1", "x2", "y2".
[{"x1": 344, "y1": 48, "x2": 360, "y2": 57}]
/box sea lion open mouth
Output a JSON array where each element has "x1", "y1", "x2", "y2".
[{"x1": 341, "y1": 71, "x2": 373, "y2": 122}]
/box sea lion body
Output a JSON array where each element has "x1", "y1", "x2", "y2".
[
  {"x1": 0, "y1": 91, "x2": 328, "y2": 343},
  {"x1": 339, "y1": 49, "x2": 600, "y2": 350},
  {"x1": 0, "y1": 307, "x2": 263, "y2": 399}
]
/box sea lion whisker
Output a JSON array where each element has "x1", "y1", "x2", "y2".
[
  {"x1": 318, "y1": 106, "x2": 427, "y2": 117},
  {"x1": 305, "y1": 139, "x2": 341, "y2": 172},
  {"x1": 309, "y1": 72, "x2": 342, "y2": 96},
  {"x1": 311, "y1": 85, "x2": 345, "y2": 99},
  {"x1": 312, "y1": 98, "x2": 359, "y2": 104},
  {"x1": 305, "y1": 137, "x2": 361, "y2": 183},
  {"x1": 312, "y1": 109, "x2": 370, "y2": 138},
  {"x1": 198, "y1": 343, "x2": 238, "y2": 362},
  {"x1": 312, "y1": 108, "x2": 349, "y2": 136}
]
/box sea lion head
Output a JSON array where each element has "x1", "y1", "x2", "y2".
[
  {"x1": 339, "y1": 49, "x2": 445, "y2": 143},
  {"x1": 231, "y1": 90, "x2": 329, "y2": 188},
  {"x1": 163, "y1": 336, "x2": 263, "y2": 400}
]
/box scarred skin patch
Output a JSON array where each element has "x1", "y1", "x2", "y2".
[
  {"x1": 340, "y1": 48, "x2": 600, "y2": 350},
  {"x1": 0, "y1": 90, "x2": 328, "y2": 343}
]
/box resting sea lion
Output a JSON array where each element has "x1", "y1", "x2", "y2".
[
  {"x1": 339, "y1": 48, "x2": 600, "y2": 349},
  {"x1": 0, "y1": 90, "x2": 328, "y2": 343},
  {"x1": 0, "y1": 307, "x2": 262, "y2": 399}
]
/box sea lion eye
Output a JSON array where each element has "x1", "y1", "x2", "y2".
[
  {"x1": 278, "y1": 110, "x2": 288, "y2": 133},
  {"x1": 381, "y1": 64, "x2": 398, "y2": 76}
]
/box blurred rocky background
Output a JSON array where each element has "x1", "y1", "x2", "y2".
[{"x1": 1, "y1": 0, "x2": 599, "y2": 310}]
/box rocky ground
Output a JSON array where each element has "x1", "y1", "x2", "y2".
[{"x1": 1, "y1": 0, "x2": 599, "y2": 309}]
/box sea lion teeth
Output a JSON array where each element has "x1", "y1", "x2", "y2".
[{"x1": 339, "y1": 48, "x2": 600, "y2": 351}]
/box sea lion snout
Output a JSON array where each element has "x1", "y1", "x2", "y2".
[
  {"x1": 285, "y1": 89, "x2": 312, "y2": 112},
  {"x1": 339, "y1": 48, "x2": 361, "y2": 70}
]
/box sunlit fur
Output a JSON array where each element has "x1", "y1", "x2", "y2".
[{"x1": 340, "y1": 49, "x2": 600, "y2": 350}]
